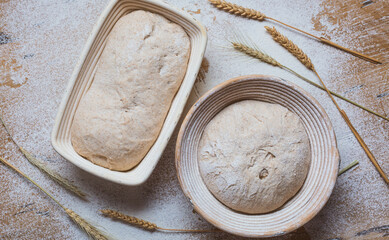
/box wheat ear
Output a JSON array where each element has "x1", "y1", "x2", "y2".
[
  {"x1": 0, "y1": 115, "x2": 86, "y2": 199},
  {"x1": 266, "y1": 29, "x2": 389, "y2": 184},
  {"x1": 19, "y1": 147, "x2": 86, "y2": 199},
  {"x1": 101, "y1": 209, "x2": 157, "y2": 231},
  {"x1": 101, "y1": 209, "x2": 220, "y2": 233},
  {"x1": 232, "y1": 42, "x2": 281, "y2": 67},
  {"x1": 265, "y1": 26, "x2": 314, "y2": 70},
  {"x1": 0, "y1": 156, "x2": 109, "y2": 240},
  {"x1": 209, "y1": 0, "x2": 265, "y2": 20},
  {"x1": 66, "y1": 209, "x2": 108, "y2": 240}
]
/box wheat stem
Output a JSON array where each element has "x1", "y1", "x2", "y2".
[
  {"x1": 312, "y1": 68, "x2": 388, "y2": 185},
  {"x1": 0, "y1": 156, "x2": 65, "y2": 208},
  {"x1": 0, "y1": 114, "x2": 86, "y2": 198},
  {"x1": 209, "y1": 0, "x2": 381, "y2": 64},
  {"x1": 0, "y1": 114, "x2": 18, "y2": 146},
  {"x1": 265, "y1": 17, "x2": 318, "y2": 39},
  {"x1": 231, "y1": 41, "x2": 388, "y2": 121},
  {"x1": 101, "y1": 209, "x2": 220, "y2": 233},
  {"x1": 281, "y1": 66, "x2": 388, "y2": 121},
  {"x1": 0, "y1": 156, "x2": 109, "y2": 240},
  {"x1": 338, "y1": 160, "x2": 359, "y2": 176},
  {"x1": 266, "y1": 27, "x2": 388, "y2": 184}
]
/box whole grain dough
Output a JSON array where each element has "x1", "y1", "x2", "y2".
[
  {"x1": 71, "y1": 10, "x2": 190, "y2": 171},
  {"x1": 198, "y1": 100, "x2": 311, "y2": 214}
]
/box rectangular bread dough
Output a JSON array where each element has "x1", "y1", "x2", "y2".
[{"x1": 71, "y1": 10, "x2": 190, "y2": 171}]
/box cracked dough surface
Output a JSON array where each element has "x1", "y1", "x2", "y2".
[
  {"x1": 71, "y1": 10, "x2": 190, "y2": 171},
  {"x1": 198, "y1": 100, "x2": 311, "y2": 214}
]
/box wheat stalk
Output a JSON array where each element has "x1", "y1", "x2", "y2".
[
  {"x1": 0, "y1": 115, "x2": 86, "y2": 199},
  {"x1": 209, "y1": 0, "x2": 265, "y2": 20},
  {"x1": 0, "y1": 156, "x2": 109, "y2": 240},
  {"x1": 230, "y1": 40, "x2": 389, "y2": 122},
  {"x1": 209, "y1": 0, "x2": 381, "y2": 64},
  {"x1": 101, "y1": 209, "x2": 220, "y2": 233},
  {"x1": 265, "y1": 27, "x2": 388, "y2": 185},
  {"x1": 338, "y1": 160, "x2": 359, "y2": 176},
  {"x1": 265, "y1": 26, "x2": 314, "y2": 70}
]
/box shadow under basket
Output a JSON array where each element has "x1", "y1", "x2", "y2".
[
  {"x1": 51, "y1": 0, "x2": 207, "y2": 185},
  {"x1": 176, "y1": 75, "x2": 339, "y2": 238}
]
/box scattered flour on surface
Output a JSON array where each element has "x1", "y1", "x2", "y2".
[{"x1": 0, "y1": 0, "x2": 387, "y2": 239}]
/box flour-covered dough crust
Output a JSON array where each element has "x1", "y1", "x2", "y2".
[
  {"x1": 71, "y1": 10, "x2": 190, "y2": 171},
  {"x1": 198, "y1": 100, "x2": 311, "y2": 214}
]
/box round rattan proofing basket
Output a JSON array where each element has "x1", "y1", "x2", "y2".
[{"x1": 175, "y1": 75, "x2": 339, "y2": 238}]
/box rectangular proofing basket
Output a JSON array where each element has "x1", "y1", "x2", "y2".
[{"x1": 51, "y1": 0, "x2": 207, "y2": 185}]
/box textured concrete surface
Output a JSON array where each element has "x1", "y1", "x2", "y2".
[{"x1": 0, "y1": 0, "x2": 388, "y2": 239}]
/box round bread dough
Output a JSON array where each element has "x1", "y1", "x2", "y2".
[{"x1": 197, "y1": 100, "x2": 311, "y2": 214}]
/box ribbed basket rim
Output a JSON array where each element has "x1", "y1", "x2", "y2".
[{"x1": 175, "y1": 75, "x2": 339, "y2": 238}]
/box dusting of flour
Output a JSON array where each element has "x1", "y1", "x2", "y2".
[{"x1": 1, "y1": 0, "x2": 388, "y2": 239}]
